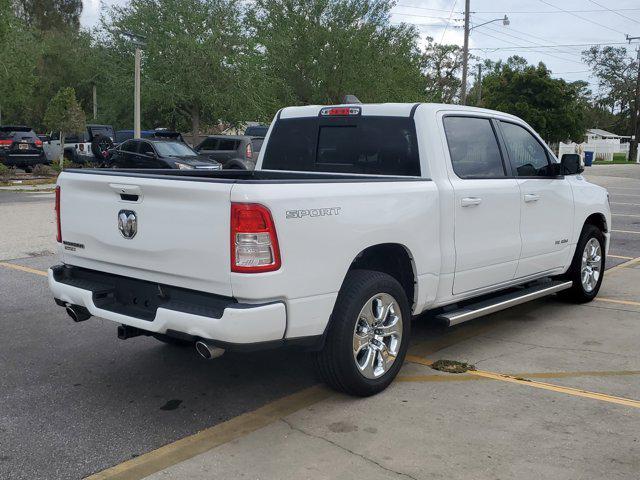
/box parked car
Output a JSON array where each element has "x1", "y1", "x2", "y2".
[
  {"x1": 107, "y1": 138, "x2": 222, "y2": 170},
  {"x1": 49, "y1": 102, "x2": 610, "y2": 397},
  {"x1": 244, "y1": 124, "x2": 269, "y2": 137},
  {"x1": 0, "y1": 126, "x2": 47, "y2": 171},
  {"x1": 43, "y1": 124, "x2": 115, "y2": 165},
  {"x1": 195, "y1": 135, "x2": 264, "y2": 170},
  {"x1": 114, "y1": 129, "x2": 186, "y2": 146}
]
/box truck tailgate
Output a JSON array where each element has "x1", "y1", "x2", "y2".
[{"x1": 57, "y1": 172, "x2": 233, "y2": 296}]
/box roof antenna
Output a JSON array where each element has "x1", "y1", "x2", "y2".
[{"x1": 342, "y1": 95, "x2": 361, "y2": 104}]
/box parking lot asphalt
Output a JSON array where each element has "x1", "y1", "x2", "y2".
[{"x1": 0, "y1": 164, "x2": 639, "y2": 479}]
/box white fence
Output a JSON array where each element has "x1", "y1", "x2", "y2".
[{"x1": 558, "y1": 140, "x2": 636, "y2": 163}]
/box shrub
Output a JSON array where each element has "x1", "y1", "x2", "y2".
[{"x1": 32, "y1": 164, "x2": 58, "y2": 177}]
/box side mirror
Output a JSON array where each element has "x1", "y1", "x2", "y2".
[{"x1": 560, "y1": 154, "x2": 584, "y2": 175}]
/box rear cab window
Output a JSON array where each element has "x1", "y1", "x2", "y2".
[{"x1": 262, "y1": 115, "x2": 420, "y2": 176}]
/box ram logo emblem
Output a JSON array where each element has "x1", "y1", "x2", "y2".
[{"x1": 118, "y1": 210, "x2": 138, "y2": 239}]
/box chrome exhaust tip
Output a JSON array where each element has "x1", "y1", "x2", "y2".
[
  {"x1": 65, "y1": 304, "x2": 91, "y2": 322},
  {"x1": 195, "y1": 340, "x2": 225, "y2": 360}
]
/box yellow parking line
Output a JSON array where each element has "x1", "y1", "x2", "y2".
[
  {"x1": 608, "y1": 254, "x2": 634, "y2": 260},
  {"x1": 398, "y1": 369, "x2": 640, "y2": 383},
  {"x1": 595, "y1": 297, "x2": 640, "y2": 307},
  {"x1": 469, "y1": 369, "x2": 640, "y2": 409},
  {"x1": 85, "y1": 385, "x2": 333, "y2": 480},
  {"x1": 0, "y1": 262, "x2": 47, "y2": 277},
  {"x1": 612, "y1": 229, "x2": 640, "y2": 234},
  {"x1": 606, "y1": 256, "x2": 640, "y2": 273}
]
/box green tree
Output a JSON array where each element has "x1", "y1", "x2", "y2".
[
  {"x1": 0, "y1": 0, "x2": 39, "y2": 124},
  {"x1": 14, "y1": 0, "x2": 82, "y2": 31},
  {"x1": 248, "y1": 0, "x2": 424, "y2": 107},
  {"x1": 421, "y1": 37, "x2": 463, "y2": 104},
  {"x1": 479, "y1": 56, "x2": 588, "y2": 143},
  {"x1": 102, "y1": 0, "x2": 249, "y2": 135},
  {"x1": 43, "y1": 87, "x2": 85, "y2": 168},
  {"x1": 583, "y1": 46, "x2": 638, "y2": 161}
]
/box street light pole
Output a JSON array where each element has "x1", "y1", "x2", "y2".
[
  {"x1": 134, "y1": 47, "x2": 141, "y2": 139},
  {"x1": 461, "y1": 0, "x2": 471, "y2": 105}
]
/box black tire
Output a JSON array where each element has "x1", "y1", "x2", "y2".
[
  {"x1": 315, "y1": 270, "x2": 411, "y2": 397},
  {"x1": 557, "y1": 224, "x2": 605, "y2": 303},
  {"x1": 91, "y1": 134, "x2": 114, "y2": 159},
  {"x1": 153, "y1": 334, "x2": 192, "y2": 347}
]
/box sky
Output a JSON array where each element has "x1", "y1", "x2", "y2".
[{"x1": 81, "y1": 0, "x2": 640, "y2": 95}]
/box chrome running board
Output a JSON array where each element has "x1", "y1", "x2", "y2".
[{"x1": 436, "y1": 280, "x2": 573, "y2": 327}]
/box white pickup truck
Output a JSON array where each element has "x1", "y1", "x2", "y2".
[{"x1": 49, "y1": 103, "x2": 610, "y2": 396}]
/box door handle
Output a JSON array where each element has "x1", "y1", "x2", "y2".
[
  {"x1": 461, "y1": 197, "x2": 482, "y2": 207},
  {"x1": 524, "y1": 193, "x2": 540, "y2": 203}
]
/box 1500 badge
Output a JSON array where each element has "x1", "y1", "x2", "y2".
[{"x1": 286, "y1": 207, "x2": 341, "y2": 219}]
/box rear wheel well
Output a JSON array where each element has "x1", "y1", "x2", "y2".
[
  {"x1": 584, "y1": 213, "x2": 607, "y2": 233},
  {"x1": 349, "y1": 244, "x2": 416, "y2": 310}
]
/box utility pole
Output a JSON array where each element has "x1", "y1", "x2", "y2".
[
  {"x1": 92, "y1": 84, "x2": 97, "y2": 121},
  {"x1": 627, "y1": 35, "x2": 640, "y2": 163},
  {"x1": 461, "y1": 0, "x2": 471, "y2": 105},
  {"x1": 476, "y1": 63, "x2": 482, "y2": 105},
  {"x1": 122, "y1": 31, "x2": 146, "y2": 139},
  {"x1": 134, "y1": 46, "x2": 141, "y2": 139},
  {"x1": 460, "y1": 5, "x2": 508, "y2": 105}
]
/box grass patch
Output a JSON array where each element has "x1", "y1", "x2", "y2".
[
  {"x1": 593, "y1": 153, "x2": 632, "y2": 164},
  {"x1": 431, "y1": 359, "x2": 476, "y2": 374}
]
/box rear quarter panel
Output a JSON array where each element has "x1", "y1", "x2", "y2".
[{"x1": 230, "y1": 179, "x2": 440, "y2": 337}]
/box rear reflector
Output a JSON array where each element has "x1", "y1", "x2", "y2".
[
  {"x1": 230, "y1": 203, "x2": 281, "y2": 273},
  {"x1": 319, "y1": 106, "x2": 361, "y2": 116},
  {"x1": 55, "y1": 186, "x2": 62, "y2": 243}
]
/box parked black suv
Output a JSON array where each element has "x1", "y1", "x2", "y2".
[
  {"x1": 194, "y1": 135, "x2": 264, "y2": 170},
  {"x1": 108, "y1": 138, "x2": 222, "y2": 170},
  {"x1": 0, "y1": 126, "x2": 48, "y2": 171}
]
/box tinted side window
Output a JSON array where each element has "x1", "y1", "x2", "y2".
[
  {"x1": 500, "y1": 122, "x2": 551, "y2": 177},
  {"x1": 443, "y1": 117, "x2": 505, "y2": 178},
  {"x1": 199, "y1": 138, "x2": 218, "y2": 150},
  {"x1": 139, "y1": 142, "x2": 155, "y2": 156},
  {"x1": 218, "y1": 139, "x2": 240, "y2": 150},
  {"x1": 121, "y1": 141, "x2": 137, "y2": 152}
]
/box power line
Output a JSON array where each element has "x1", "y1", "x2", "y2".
[
  {"x1": 537, "y1": 0, "x2": 628, "y2": 36},
  {"x1": 471, "y1": 29, "x2": 587, "y2": 65},
  {"x1": 475, "y1": 22, "x2": 578, "y2": 60},
  {"x1": 470, "y1": 42, "x2": 629, "y2": 51},
  {"x1": 394, "y1": 3, "x2": 640, "y2": 15},
  {"x1": 440, "y1": 0, "x2": 458, "y2": 44},
  {"x1": 586, "y1": 0, "x2": 640, "y2": 25}
]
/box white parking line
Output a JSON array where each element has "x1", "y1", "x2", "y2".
[
  {"x1": 611, "y1": 202, "x2": 640, "y2": 207},
  {"x1": 612, "y1": 213, "x2": 640, "y2": 218}
]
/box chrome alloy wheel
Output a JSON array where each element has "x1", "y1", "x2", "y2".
[
  {"x1": 581, "y1": 238, "x2": 602, "y2": 293},
  {"x1": 352, "y1": 293, "x2": 403, "y2": 379}
]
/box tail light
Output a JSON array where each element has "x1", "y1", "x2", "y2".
[
  {"x1": 34, "y1": 139, "x2": 43, "y2": 147},
  {"x1": 231, "y1": 203, "x2": 280, "y2": 273},
  {"x1": 0, "y1": 139, "x2": 11, "y2": 149},
  {"x1": 55, "y1": 186, "x2": 62, "y2": 243},
  {"x1": 245, "y1": 143, "x2": 252, "y2": 159}
]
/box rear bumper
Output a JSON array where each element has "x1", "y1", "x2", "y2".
[
  {"x1": 48, "y1": 265, "x2": 286, "y2": 344},
  {"x1": 1, "y1": 152, "x2": 48, "y2": 167}
]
